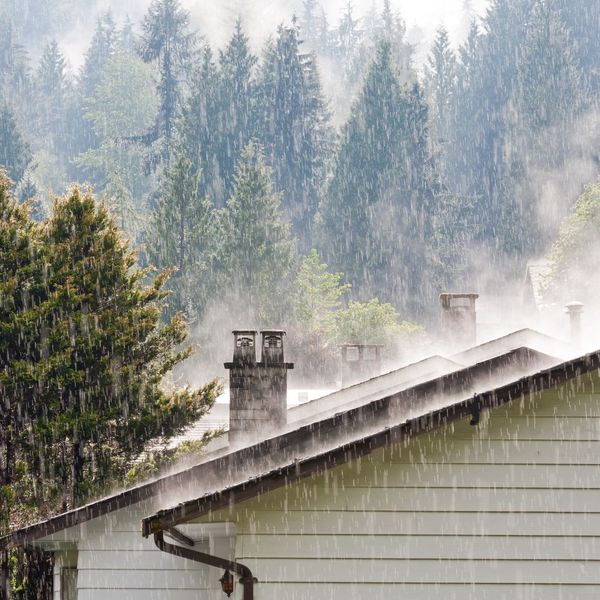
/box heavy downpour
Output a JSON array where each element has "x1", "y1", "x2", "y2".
[{"x1": 1, "y1": 0, "x2": 600, "y2": 598}]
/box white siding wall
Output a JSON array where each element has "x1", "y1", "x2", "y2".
[
  {"x1": 43, "y1": 499, "x2": 233, "y2": 600},
  {"x1": 196, "y1": 372, "x2": 600, "y2": 599}
]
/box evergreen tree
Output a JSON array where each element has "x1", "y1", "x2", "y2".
[
  {"x1": 0, "y1": 103, "x2": 31, "y2": 183},
  {"x1": 380, "y1": 0, "x2": 413, "y2": 79},
  {"x1": 257, "y1": 23, "x2": 333, "y2": 246},
  {"x1": 516, "y1": 0, "x2": 582, "y2": 135},
  {"x1": 220, "y1": 141, "x2": 294, "y2": 320},
  {"x1": 147, "y1": 153, "x2": 218, "y2": 319},
  {"x1": 319, "y1": 41, "x2": 438, "y2": 314},
  {"x1": 217, "y1": 21, "x2": 258, "y2": 198},
  {"x1": 34, "y1": 40, "x2": 70, "y2": 156},
  {"x1": 0, "y1": 14, "x2": 29, "y2": 104},
  {"x1": 424, "y1": 27, "x2": 457, "y2": 179},
  {"x1": 5, "y1": 186, "x2": 219, "y2": 509},
  {"x1": 139, "y1": 0, "x2": 194, "y2": 164},
  {"x1": 179, "y1": 46, "x2": 222, "y2": 203},
  {"x1": 80, "y1": 11, "x2": 117, "y2": 100},
  {"x1": 555, "y1": 0, "x2": 600, "y2": 93},
  {"x1": 0, "y1": 173, "x2": 41, "y2": 526}
]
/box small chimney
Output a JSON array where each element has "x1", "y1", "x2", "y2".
[
  {"x1": 564, "y1": 301, "x2": 584, "y2": 346},
  {"x1": 340, "y1": 344, "x2": 383, "y2": 387},
  {"x1": 225, "y1": 329, "x2": 293, "y2": 443},
  {"x1": 440, "y1": 292, "x2": 479, "y2": 347}
]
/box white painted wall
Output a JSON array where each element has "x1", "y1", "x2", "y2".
[
  {"x1": 41, "y1": 498, "x2": 234, "y2": 600},
  {"x1": 194, "y1": 371, "x2": 600, "y2": 599}
]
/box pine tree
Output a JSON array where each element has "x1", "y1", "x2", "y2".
[
  {"x1": 217, "y1": 21, "x2": 258, "y2": 197},
  {"x1": 319, "y1": 41, "x2": 438, "y2": 313},
  {"x1": 35, "y1": 41, "x2": 70, "y2": 155},
  {"x1": 516, "y1": 0, "x2": 582, "y2": 133},
  {"x1": 139, "y1": 0, "x2": 194, "y2": 164},
  {"x1": 147, "y1": 153, "x2": 218, "y2": 319},
  {"x1": 0, "y1": 103, "x2": 31, "y2": 183},
  {"x1": 0, "y1": 14, "x2": 29, "y2": 103},
  {"x1": 179, "y1": 46, "x2": 222, "y2": 203},
  {"x1": 380, "y1": 0, "x2": 413, "y2": 79},
  {"x1": 16, "y1": 187, "x2": 218, "y2": 508},
  {"x1": 257, "y1": 23, "x2": 333, "y2": 246},
  {"x1": 220, "y1": 141, "x2": 294, "y2": 319},
  {"x1": 0, "y1": 173, "x2": 42, "y2": 526},
  {"x1": 424, "y1": 27, "x2": 457, "y2": 179},
  {"x1": 80, "y1": 11, "x2": 117, "y2": 100}
]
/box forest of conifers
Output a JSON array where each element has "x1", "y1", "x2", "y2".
[{"x1": 1, "y1": 0, "x2": 599, "y2": 334}]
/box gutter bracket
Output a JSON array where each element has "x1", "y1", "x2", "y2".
[{"x1": 154, "y1": 530, "x2": 256, "y2": 600}]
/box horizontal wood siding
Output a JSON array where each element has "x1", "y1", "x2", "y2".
[
  {"x1": 196, "y1": 371, "x2": 600, "y2": 599},
  {"x1": 74, "y1": 500, "x2": 227, "y2": 600}
]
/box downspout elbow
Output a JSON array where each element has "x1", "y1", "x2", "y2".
[{"x1": 154, "y1": 531, "x2": 256, "y2": 599}]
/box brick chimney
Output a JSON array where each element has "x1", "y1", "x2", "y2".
[
  {"x1": 225, "y1": 330, "x2": 294, "y2": 443},
  {"x1": 440, "y1": 293, "x2": 479, "y2": 347},
  {"x1": 340, "y1": 344, "x2": 383, "y2": 387}
]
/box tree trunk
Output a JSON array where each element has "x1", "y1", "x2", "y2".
[
  {"x1": 71, "y1": 439, "x2": 84, "y2": 508},
  {"x1": 0, "y1": 552, "x2": 9, "y2": 600}
]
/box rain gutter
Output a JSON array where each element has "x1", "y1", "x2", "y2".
[{"x1": 153, "y1": 530, "x2": 256, "y2": 600}]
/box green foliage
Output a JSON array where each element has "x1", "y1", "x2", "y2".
[
  {"x1": 257, "y1": 23, "x2": 334, "y2": 244},
  {"x1": 147, "y1": 153, "x2": 219, "y2": 319},
  {"x1": 294, "y1": 249, "x2": 350, "y2": 335},
  {"x1": 124, "y1": 434, "x2": 222, "y2": 485},
  {"x1": 75, "y1": 49, "x2": 158, "y2": 235},
  {"x1": 0, "y1": 178, "x2": 220, "y2": 516},
  {"x1": 0, "y1": 104, "x2": 30, "y2": 184},
  {"x1": 139, "y1": 0, "x2": 194, "y2": 162},
  {"x1": 319, "y1": 41, "x2": 439, "y2": 314},
  {"x1": 331, "y1": 298, "x2": 422, "y2": 346},
  {"x1": 219, "y1": 141, "x2": 295, "y2": 321},
  {"x1": 545, "y1": 178, "x2": 600, "y2": 303}
]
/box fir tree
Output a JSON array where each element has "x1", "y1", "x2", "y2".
[
  {"x1": 217, "y1": 21, "x2": 258, "y2": 197},
  {"x1": 34, "y1": 40, "x2": 71, "y2": 157},
  {"x1": 80, "y1": 11, "x2": 117, "y2": 100},
  {"x1": 516, "y1": 0, "x2": 582, "y2": 133},
  {"x1": 179, "y1": 46, "x2": 222, "y2": 203},
  {"x1": 319, "y1": 41, "x2": 438, "y2": 314},
  {"x1": 0, "y1": 103, "x2": 31, "y2": 184},
  {"x1": 258, "y1": 23, "x2": 333, "y2": 246},
  {"x1": 139, "y1": 0, "x2": 194, "y2": 164},
  {"x1": 424, "y1": 27, "x2": 457, "y2": 180},
  {"x1": 220, "y1": 141, "x2": 294, "y2": 320},
  {"x1": 19, "y1": 187, "x2": 218, "y2": 508},
  {"x1": 147, "y1": 153, "x2": 218, "y2": 319}
]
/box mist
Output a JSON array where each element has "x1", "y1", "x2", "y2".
[{"x1": 51, "y1": 0, "x2": 491, "y2": 70}]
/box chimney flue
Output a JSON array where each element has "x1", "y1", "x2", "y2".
[
  {"x1": 340, "y1": 344, "x2": 383, "y2": 387},
  {"x1": 564, "y1": 301, "x2": 584, "y2": 347},
  {"x1": 440, "y1": 292, "x2": 479, "y2": 348},
  {"x1": 225, "y1": 329, "x2": 293, "y2": 443}
]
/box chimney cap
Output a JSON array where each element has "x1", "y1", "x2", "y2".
[
  {"x1": 260, "y1": 329, "x2": 286, "y2": 335},
  {"x1": 564, "y1": 301, "x2": 584, "y2": 313},
  {"x1": 339, "y1": 343, "x2": 384, "y2": 348},
  {"x1": 440, "y1": 292, "x2": 479, "y2": 300},
  {"x1": 232, "y1": 329, "x2": 258, "y2": 335}
]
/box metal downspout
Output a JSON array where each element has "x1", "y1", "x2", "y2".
[{"x1": 154, "y1": 531, "x2": 256, "y2": 600}]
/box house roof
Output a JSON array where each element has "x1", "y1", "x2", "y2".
[
  {"x1": 1, "y1": 334, "x2": 588, "y2": 551},
  {"x1": 139, "y1": 346, "x2": 597, "y2": 536},
  {"x1": 524, "y1": 259, "x2": 552, "y2": 310}
]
